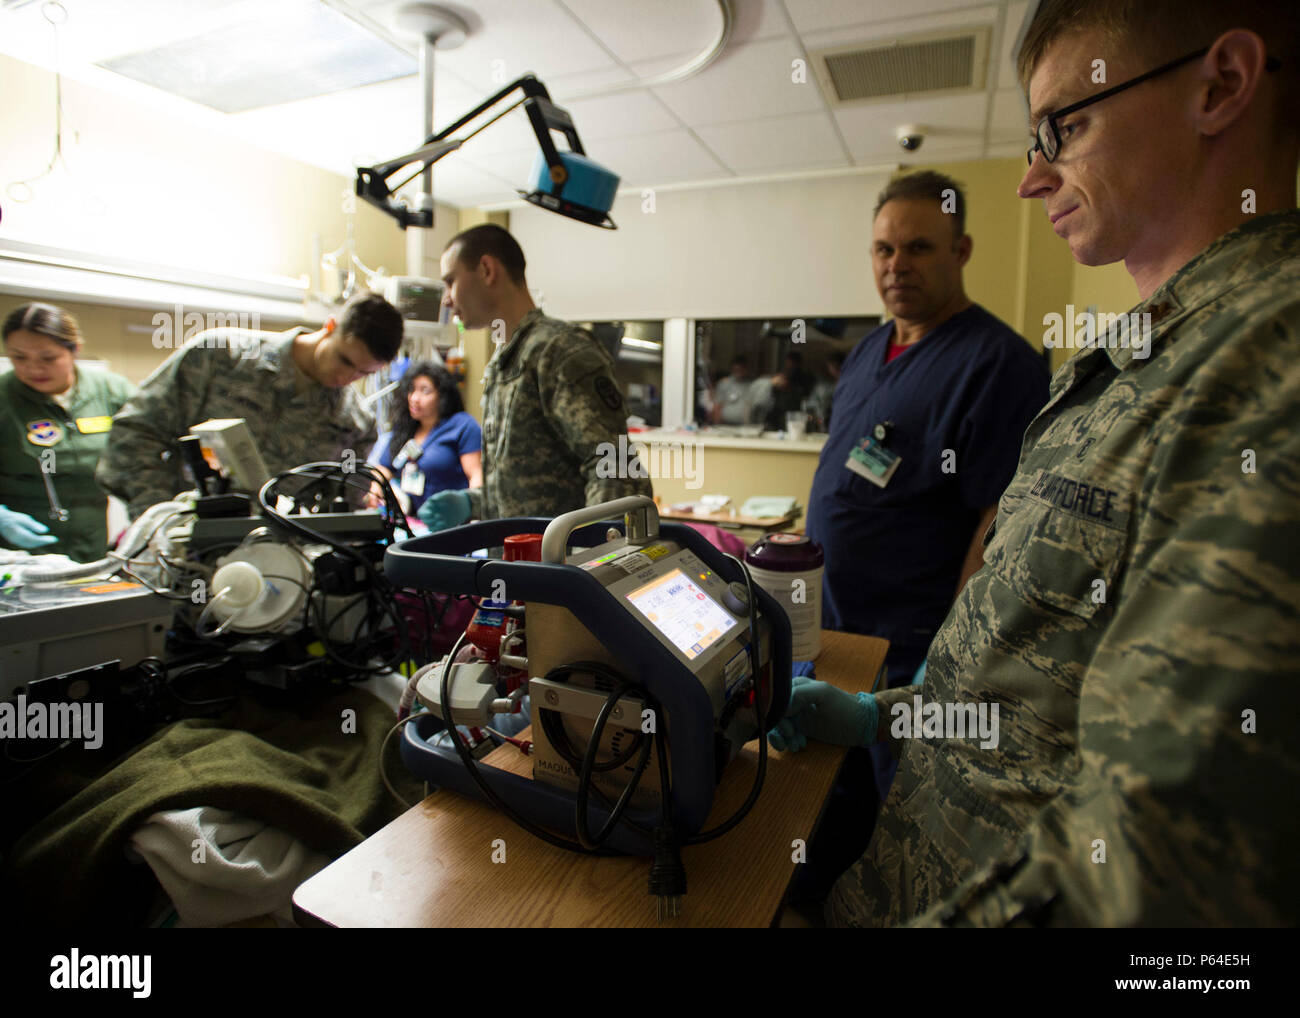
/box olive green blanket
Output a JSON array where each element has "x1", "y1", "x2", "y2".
[{"x1": 1, "y1": 685, "x2": 422, "y2": 927}]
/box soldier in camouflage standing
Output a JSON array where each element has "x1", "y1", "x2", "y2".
[
  {"x1": 418, "y1": 224, "x2": 651, "y2": 530},
  {"x1": 97, "y1": 293, "x2": 403, "y2": 519},
  {"x1": 769, "y1": 0, "x2": 1300, "y2": 926}
]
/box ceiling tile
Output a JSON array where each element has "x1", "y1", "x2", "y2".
[
  {"x1": 999, "y1": 1, "x2": 1031, "y2": 90},
  {"x1": 730, "y1": 0, "x2": 792, "y2": 45},
  {"x1": 563, "y1": 90, "x2": 681, "y2": 138},
  {"x1": 783, "y1": 0, "x2": 994, "y2": 34},
  {"x1": 651, "y1": 36, "x2": 824, "y2": 127},
  {"x1": 548, "y1": 64, "x2": 638, "y2": 98},
  {"x1": 832, "y1": 92, "x2": 988, "y2": 162},
  {"x1": 584, "y1": 128, "x2": 728, "y2": 185},
  {"x1": 797, "y1": 5, "x2": 998, "y2": 53},
  {"x1": 696, "y1": 112, "x2": 846, "y2": 172},
  {"x1": 361, "y1": 0, "x2": 620, "y2": 94},
  {"x1": 562, "y1": 0, "x2": 725, "y2": 65}
]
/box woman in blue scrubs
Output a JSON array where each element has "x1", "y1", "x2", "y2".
[{"x1": 367, "y1": 360, "x2": 481, "y2": 517}]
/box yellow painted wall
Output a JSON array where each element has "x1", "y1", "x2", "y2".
[
  {"x1": 0, "y1": 297, "x2": 299, "y2": 383},
  {"x1": 647, "y1": 445, "x2": 822, "y2": 518}
]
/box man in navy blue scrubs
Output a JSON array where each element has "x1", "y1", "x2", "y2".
[{"x1": 799, "y1": 171, "x2": 1049, "y2": 893}]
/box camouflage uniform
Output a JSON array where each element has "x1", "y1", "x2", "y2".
[
  {"x1": 96, "y1": 329, "x2": 377, "y2": 518},
  {"x1": 829, "y1": 209, "x2": 1300, "y2": 927},
  {"x1": 472, "y1": 309, "x2": 651, "y2": 519}
]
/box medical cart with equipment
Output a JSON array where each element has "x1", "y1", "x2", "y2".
[{"x1": 385, "y1": 495, "x2": 791, "y2": 917}]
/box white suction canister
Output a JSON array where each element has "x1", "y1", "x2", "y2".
[
  {"x1": 208, "y1": 544, "x2": 309, "y2": 633},
  {"x1": 744, "y1": 533, "x2": 825, "y2": 660}
]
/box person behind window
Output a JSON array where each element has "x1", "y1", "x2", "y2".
[
  {"x1": 764, "y1": 349, "x2": 817, "y2": 431},
  {"x1": 711, "y1": 355, "x2": 755, "y2": 425},
  {"x1": 808, "y1": 350, "x2": 846, "y2": 430}
]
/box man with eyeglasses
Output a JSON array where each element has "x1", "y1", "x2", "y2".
[{"x1": 771, "y1": 0, "x2": 1299, "y2": 926}]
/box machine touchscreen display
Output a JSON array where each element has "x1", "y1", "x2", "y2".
[{"x1": 625, "y1": 568, "x2": 736, "y2": 660}]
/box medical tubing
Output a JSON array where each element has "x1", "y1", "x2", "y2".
[
  {"x1": 21, "y1": 499, "x2": 188, "y2": 584},
  {"x1": 439, "y1": 637, "x2": 618, "y2": 856},
  {"x1": 257, "y1": 463, "x2": 409, "y2": 673},
  {"x1": 400, "y1": 627, "x2": 468, "y2": 721}
]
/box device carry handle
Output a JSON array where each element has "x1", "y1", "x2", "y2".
[{"x1": 540, "y1": 495, "x2": 659, "y2": 563}]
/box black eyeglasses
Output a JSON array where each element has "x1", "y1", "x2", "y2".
[{"x1": 1027, "y1": 47, "x2": 1282, "y2": 165}]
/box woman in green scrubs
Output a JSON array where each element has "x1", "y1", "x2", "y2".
[{"x1": 1, "y1": 303, "x2": 135, "y2": 562}]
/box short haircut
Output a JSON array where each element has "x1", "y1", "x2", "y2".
[
  {"x1": 873, "y1": 170, "x2": 967, "y2": 239},
  {"x1": 338, "y1": 292, "x2": 404, "y2": 361},
  {"x1": 1017, "y1": 1, "x2": 1299, "y2": 128},
  {"x1": 445, "y1": 223, "x2": 527, "y2": 286},
  {"x1": 2, "y1": 302, "x2": 81, "y2": 351}
]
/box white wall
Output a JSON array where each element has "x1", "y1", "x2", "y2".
[
  {"x1": 0, "y1": 52, "x2": 414, "y2": 285},
  {"x1": 509, "y1": 172, "x2": 893, "y2": 321}
]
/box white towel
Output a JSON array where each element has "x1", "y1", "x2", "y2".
[{"x1": 128, "y1": 806, "x2": 330, "y2": 927}]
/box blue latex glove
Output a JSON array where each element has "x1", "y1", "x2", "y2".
[
  {"x1": 768, "y1": 674, "x2": 878, "y2": 752},
  {"x1": 0, "y1": 505, "x2": 59, "y2": 549},
  {"x1": 912, "y1": 660, "x2": 927, "y2": 685},
  {"x1": 417, "y1": 488, "x2": 473, "y2": 532}
]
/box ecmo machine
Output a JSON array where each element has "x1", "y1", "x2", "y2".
[{"x1": 384, "y1": 497, "x2": 792, "y2": 863}]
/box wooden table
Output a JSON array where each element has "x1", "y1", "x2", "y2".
[
  {"x1": 292, "y1": 630, "x2": 888, "y2": 927},
  {"x1": 657, "y1": 507, "x2": 802, "y2": 532}
]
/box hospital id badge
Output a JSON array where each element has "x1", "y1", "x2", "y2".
[
  {"x1": 845, "y1": 435, "x2": 900, "y2": 488},
  {"x1": 400, "y1": 461, "x2": 426, "y2": 496}
]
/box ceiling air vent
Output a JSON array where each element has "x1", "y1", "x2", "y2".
[{"x1": 812, "y1": 27, "x2": 990, "y2": 106}]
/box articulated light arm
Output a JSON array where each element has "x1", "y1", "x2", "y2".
[{"x1": 355, "y1": 74, "x2": 617, "y2": 230}]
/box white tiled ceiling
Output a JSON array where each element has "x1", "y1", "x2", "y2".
[{"x1": 0, "y1": 0, "x2": 1036, "y2": 209}]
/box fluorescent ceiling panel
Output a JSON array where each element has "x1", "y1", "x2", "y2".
[{"x1": 96, "y1": 0, "x2": 416, "y2": 113}]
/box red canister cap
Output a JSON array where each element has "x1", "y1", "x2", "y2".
[{"x1": 504, "y1": 533, "x2": 544, "y2": 561}]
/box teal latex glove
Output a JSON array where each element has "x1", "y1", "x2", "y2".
[
  {"x1": 768, "y1": 674, "x2": 878, "y2": 752},
  {"x1": 0, "y1": 505, "x2": 59, "y2": 549},
  {"x1": 417, "y1": 488, "x2": 473, "y2": 532}
]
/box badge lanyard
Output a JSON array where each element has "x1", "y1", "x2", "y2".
[
  {"x1": 23, "y1": 417, "x2": 72, "y2": 521},
  {"x1": 845, "y1": 419, "x2": 901, "y2": 488},
  {"x1": 396, "y1": 437, "x2": 427, "y2": 497}
]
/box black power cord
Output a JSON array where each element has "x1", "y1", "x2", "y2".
[
  {"x1": 430, "y1": 550, "x2": 773, "y2": 917},
  {"x1": 438, "y1": 648, "x2": 620, "y2": 857},
  {"x1": 257, "y1": 462, "x2": 410, "y2": 675}
]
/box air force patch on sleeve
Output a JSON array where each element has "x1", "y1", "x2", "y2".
[
  {"x1": 26, "y1": 419, "x2": 64, "y2": 446},
  {"x1": 594, "y1": 375, "x2": 622, "y2": 411}
]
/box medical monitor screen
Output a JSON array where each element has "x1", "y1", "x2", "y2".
[{"x1": 625, "y1": 568, "x2": 736, "y2": 660}]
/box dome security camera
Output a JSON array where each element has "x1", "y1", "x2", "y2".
[{"x1": 896, "y1": 124, "x2": 925, "y2": 152}]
